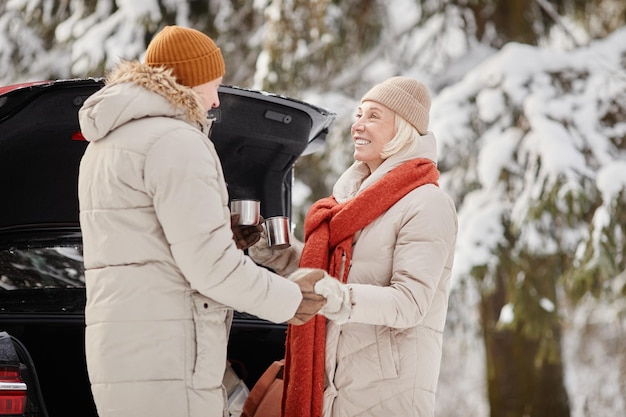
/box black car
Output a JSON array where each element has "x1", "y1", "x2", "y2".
[{"x1": 0, "y1": 79, "x2": 335, "y2": 417}]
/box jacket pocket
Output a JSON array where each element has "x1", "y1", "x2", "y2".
[
  {"x1": 190, "y1": 292, "x2": 230, "y2": 389},
  {"x1": 375, "y1": 326, "x2": 399, "y2": 379}
]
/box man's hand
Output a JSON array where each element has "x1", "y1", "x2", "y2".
[
  {"x1": 287, "y1": 269, "x2": 327, "y2": 325},
  {"x1": 231, "y1": 214, "x2": 264, "y2": 250}
]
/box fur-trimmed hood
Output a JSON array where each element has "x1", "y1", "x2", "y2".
[{"x1": 79, "y1": 61, "x2": 209, "y2": 142}]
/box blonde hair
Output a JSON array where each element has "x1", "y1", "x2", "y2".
[{"x1": 380, "y1": 113, "x2": 421, "y2": 159}]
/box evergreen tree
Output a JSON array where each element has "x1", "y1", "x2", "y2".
[{"x1": 431, "y1": 31, "x2": 626, "y2": 417}]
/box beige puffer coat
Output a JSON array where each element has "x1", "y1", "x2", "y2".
[
  {"x1": 324, "y1": 134, "x2": 457, "y2": 416},
  {"x1": 78, "y1": 62, "x2": 302, "y2": 417},
  {"x1": 251, "y1": 133, "x2": 457, "y2": 416}
]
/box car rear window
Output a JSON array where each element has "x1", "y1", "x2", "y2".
[{"x1": 0, "y1": 245, "x2": 84, "y2": 290}]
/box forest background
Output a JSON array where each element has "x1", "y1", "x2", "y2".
[{"x1": 1, "y1": 1, "x2": 625, "y2": 416}]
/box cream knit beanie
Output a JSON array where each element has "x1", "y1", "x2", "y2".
[
  {"x1": 361, "y1": 76, "x2": 431, "y2": 134},
  {"x1": 145, "y1": 25, "x2": 225, "y2": 87}
]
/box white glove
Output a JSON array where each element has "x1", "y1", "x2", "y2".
[{"x1": 314, "y1": 276, "x2": 351, "y2": 324}]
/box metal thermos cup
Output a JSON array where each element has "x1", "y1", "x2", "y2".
[
  {"x1": 230, "y1": 199, "x2": 261, "y2": 226},
  {"x1": 265, "y1": 216, "x2": 291, "y2": 249}
]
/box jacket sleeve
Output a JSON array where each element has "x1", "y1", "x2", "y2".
[
  {"x1": 143, "y1": 126, "x2": 302, "y2": 323},
  {"x1": 248, "y1": 230, "x2": 303, "y2": 276},
  {"x1": 347, "y1": 188, "x2": 457, "y2": 328}
]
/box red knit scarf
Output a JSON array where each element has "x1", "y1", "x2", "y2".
[{"x1": 281, "y1": 158, "x2": 440, "y2": 417}]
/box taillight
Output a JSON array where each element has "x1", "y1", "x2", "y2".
[
  {"x1": 0, "y1": 366, "x2": 27, "y2": 415},
  {"x1": 71, "y1": 131, "x2": 86, "y2": 141}
]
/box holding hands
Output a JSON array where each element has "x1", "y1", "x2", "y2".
[
  {"x1": 287, "y1": 268, "x2": 352, "y2": 325},
  {"x1": 287, "y1": 269, "x2": 327, "y2": 326},
  {"x1": 230, "y1": 213, "x2": 328, "y2": 325}
]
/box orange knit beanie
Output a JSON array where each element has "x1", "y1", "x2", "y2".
[
  {"x1": 361, "y1": 76, "x2": 431, "y2": 134},
  {"x1": 145, "y1": 25, "x2": 225, "y2": 87}
]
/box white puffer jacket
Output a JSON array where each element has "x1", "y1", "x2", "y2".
[
  {"x1": 325, "y1": 135, "x2": 457, "y2": 416},
  {"x1": 78, "y1": 62, "x2": 302, "y2": 417},
  {"x1": 251, "y1": 133, "x2": 457, "y2": 416}
]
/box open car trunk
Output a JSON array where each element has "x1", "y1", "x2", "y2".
[
  {"x1": 0, "y1": 78, "x2": 334, "y2": 229},
  {"x1": 0, "y1": 79, "x2": 335, "y2": 417}
]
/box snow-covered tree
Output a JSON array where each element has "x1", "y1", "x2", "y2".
[
  {"x1": 432, "y1": 28, "x2": 626, "y2": 417},
  {"x1": 0, "y1": 0, "x2": 222, "y2": 83}
]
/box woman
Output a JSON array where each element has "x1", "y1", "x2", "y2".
[{"x1": 250, "y1": 76, "x2": 458, "y2": 417}]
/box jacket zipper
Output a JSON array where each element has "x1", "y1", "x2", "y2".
[{"x1": 338, "y1": 251, "x2": 347, "y2": 282}]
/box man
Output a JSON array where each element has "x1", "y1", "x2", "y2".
[{"x1": 77, "y1": 25, "x2": 325, "y2": 417}]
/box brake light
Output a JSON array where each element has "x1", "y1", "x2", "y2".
[
  {"x1": 71, "y1": 131, "x2": 86, "y2": 141},
  {"x1": 0, "y1": 366, "x2": 27, "y2": 415}
]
